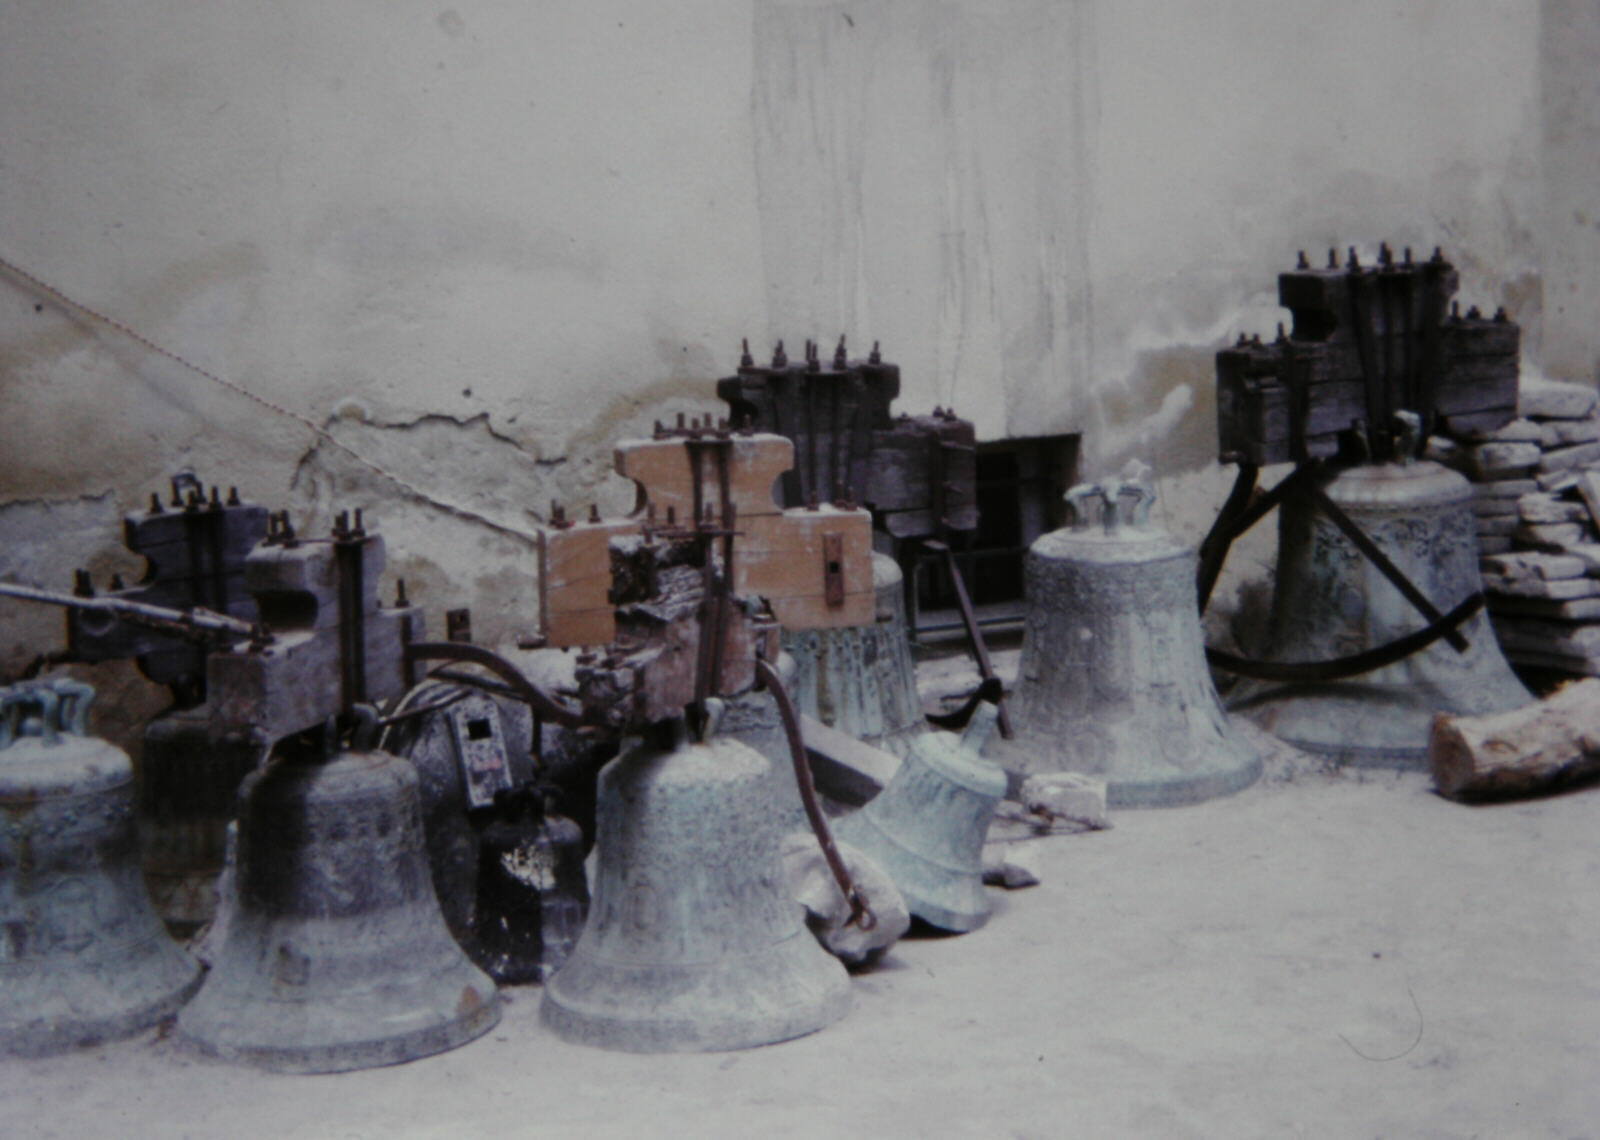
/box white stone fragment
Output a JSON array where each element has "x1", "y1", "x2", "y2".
[
  {"x1": 1513, "y1": 521, "x2": 1588, "y2": 549},
  {"x1": 1466, "y1": 441, "x2": 1542, "y2": 480},
  {"x1": 1521, "y1": 378, "x2": 1599, "y2": 420},
  {"x1": 1540, "y1": 417, "x2": 1600, "y2": 448},
  {"x1": 981, "y1": 843, "x2": 1042, "y2": 889},
  {"x1": 781, "y1": 830, "x2": 910, "y2": 967},
  {"x1": 1469, "y1": 417, "x2": 1544, "y2": 443},
  {"x1": 1537, "y1": 441, "x2": 1600, "y2": 475},
  {"x1": 1517, "y1": 493, "x2": 1590, "y2": 525},
  {"x1": 1019, "y1": 771, "x2": 1111, "y2": 831},
  {"x1": 1480, "y1": 552, "x2": 1589, "y2": 582}
]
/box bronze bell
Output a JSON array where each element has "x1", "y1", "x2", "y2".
[
  {"x1": 1231, "y1": 455, "x2": 1531, "y2": 765},
  {"x1": 541, "y1": 714, "x2": 852, "y2": 1052},
  {"x1": 0, "y1": 679, "x2": 202, "y2": 1057},
  {"x1": 783, "y1": 553, "x2": 928, "y2": 758},
  {"x1": 177, "y1": 713, "x2": 500, "y2": 1072},
  {"x1": 835, "y1": 700, "x2": 1007, "y2": 932},
  {"x1": 993, "y1": 475, "x2": 1262, "y2": 806},
  {"x1": 472, "y1": 785, "x2": 589, "y2": 985}
]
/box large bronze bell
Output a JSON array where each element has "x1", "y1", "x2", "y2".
[
  {"x1": 1231, "y1": 457, "x2": 1531, "y2": 765},
  {"x1": 835, "y1": 701, "x2": 1007, "y2": 932},
  {"x1": 993, "y1": 477, "x2": 1262, "y2": 807},
  {"x1": 0, "y1": 679, "x2": 202, "y2": 1057},
  {"x1": 177, "y1": 716, "x2": 500, "y2": 1072},
  {"x1": 541, "y1": 715, "x2": 852, "y2": 1052},
  {"x1": 783, "y1": 553, "x2": 927, "y2": 758}
]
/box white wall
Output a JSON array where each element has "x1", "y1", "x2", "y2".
[{"x1": 0, "y1": 0, "x2": 1584, "y2": 684}]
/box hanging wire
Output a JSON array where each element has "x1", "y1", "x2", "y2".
[{"x1": 0, "y1": 253, "x2": 540, "y2": 546}]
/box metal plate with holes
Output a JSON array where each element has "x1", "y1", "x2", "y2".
[{"x1": 447, "y1": 696, "x2": 514, "y2": 809}]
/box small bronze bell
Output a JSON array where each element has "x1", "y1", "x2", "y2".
[
  {"x1": 541, "y1": 715, "x2": 852, "y2": 1052},
  {"x1": 783, "y1": 553, "x2": 928, "y2": 757},
  {"x1": 472, "y1": 785, "x2": 589, "y2": 985},
  {"x1": 0, "y1": 679, "x2": 201, "y2": 1057},
  {"x1": 177, "y1": 713, "x2": 499, "y2": 1072},
  {"x1": 994, "y1": 475, "x2": 1263, "y2": 806},
  {"x1": 835, "y1": 701, "x2": 1007, "y2": 932}
]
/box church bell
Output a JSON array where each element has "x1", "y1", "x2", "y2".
[
  {"x1": 177, "y1": 715, "x2": 500, "y2": 1072},
  {"x1": 0, "y1": 679, "x2": 202, "y2": 1057},
  {"x1": 541, "y1": 716, "x2": 852, "y2": 1053},
  {"x1": 783, "y1": 553, "x2": 928, "y2": 758},
  {"x1": 834, "y1": 701, "x2": 1007, "y2": 933},
  {"x1": 994, "y1": 477, "x2": 1263, "y2": 807},
  {"x1": 1231, "y1": 457, "x2": 1531, "y2": 765}
]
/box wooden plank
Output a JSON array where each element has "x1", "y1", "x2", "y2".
[{"x1": 614, "y1": 433, "x2": 793, "y2": 524}]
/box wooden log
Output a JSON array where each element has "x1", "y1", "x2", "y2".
[{"x1": 1430, "y1": 679, "x2": 1600, "y2": 800}]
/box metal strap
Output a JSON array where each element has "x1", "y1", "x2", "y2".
[{"x1": 1206, "y1": 593, "x2": 1484, "y2": 683}]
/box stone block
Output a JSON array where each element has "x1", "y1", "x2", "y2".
[
  {"x1": 1566, "y1": 542, "x2": 1600, "y2": 575},
  {"x1": 1482, "y1": 573, "x2": 1600, "y2": 600},
  {"x1": 1517, "y1": 493, "x2": 1590, "y2": 525},
  {"x1": 1538, "y1": 469, "x2": 1583, "y2": 493},
  {"x1": 1490, "y1": 617, "x2": 1600, "y2": 658},
  {"x1": 1487, "y1": 593, "x2": 1600, "y2": 620},
  {"x1": 1521, "y1": 378, "x2": 1599, "y2": 420},
  {"x1": 1465, "y1": 441, "x2": 1542, "y2": 480},
  {"x1": 1514, "y1": 521, "x2": 1588, "y2": 549},
  {"x1": 981, "y1": 843, "x2": 1042, "y2": 889},
  {"x1": 1473, "y1": 498, "x2": 1520, "y2": 518},
  {"x1": 1473, "y1": 478, "x2": 1539, "y2": 501},
  {"x1": 1537, "y1": 441, "x2": 1600, "y2": 474},
  {"x1": 1577, "y1": 472, "x2": 1600, "y2": 529},
  {"x1": 1480, "y1": 552, "x2": 1590, "y2": 582},
  {"x1": 1540, "y1": 417, "x2": 1600, "y2": 448},
  {"x1": 1467, "y1": 417, "x2": 1544, "y2": 443},
  {"x1": 1019, "y1": 771, "x2": 1110, "y2": 831}
]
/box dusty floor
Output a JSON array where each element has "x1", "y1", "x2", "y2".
[{"x1": 4, "y1": 735, "x2": 1598, "y2": 1139}]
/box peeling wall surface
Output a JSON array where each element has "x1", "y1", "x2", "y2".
[{"x1": 0, "y1": 1, "x2": 1591, "y2": 658}]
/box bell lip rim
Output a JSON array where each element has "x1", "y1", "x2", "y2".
[{"x1": 174, "y1": 993, "x2": 502, "y2": 1074}]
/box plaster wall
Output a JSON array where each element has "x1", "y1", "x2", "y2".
[{"x1": 0, "y1": 1, "x2": 1583, "y2": 683}]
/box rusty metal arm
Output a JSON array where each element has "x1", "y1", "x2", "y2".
[
  {"x1": 402, "y1": 641, "x2": 583, "y2": 729},
  {"x1": 755, "y1": 656, "x2": 875, "y2": 932}
]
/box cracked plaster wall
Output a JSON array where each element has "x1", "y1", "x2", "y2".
[{"x1": 0, "y1": 1, "x2": 1588, "y2": 672}]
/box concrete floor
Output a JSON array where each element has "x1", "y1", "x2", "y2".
[{"x1": 4, "y1": 747, "x2": 1597, "y2": 1139}]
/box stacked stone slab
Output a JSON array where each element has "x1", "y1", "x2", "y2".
[{"x1": 1444, "y1": 378, "x2": 1600, "y2": 675}]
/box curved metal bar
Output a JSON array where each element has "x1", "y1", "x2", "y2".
[
  {"x1": 1206, "y1": 593, "x2": 1484, "y2": 683},
  {"x1": 403, "y1": 641, "x2": 583, "y2": 728},
  {"x1": 755, "y1": 657, "x2": 875, "y2": 932},
  {"x1": 1196, "y1": 461, "x2": 1259, "y2": 610}
]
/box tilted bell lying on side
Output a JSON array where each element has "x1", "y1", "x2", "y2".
[{"x1": 835, "y1": 699, "x2": 1008, "y2": 933}]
